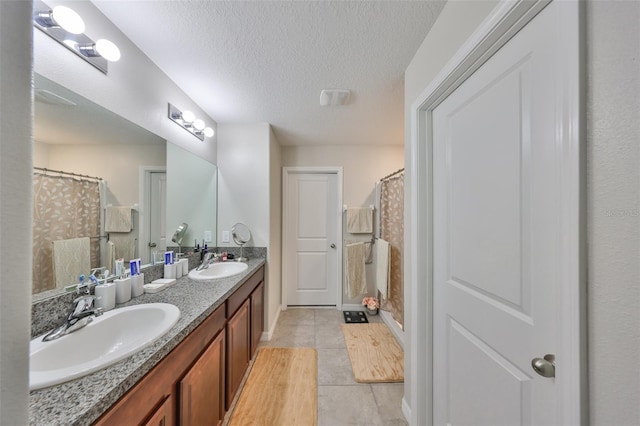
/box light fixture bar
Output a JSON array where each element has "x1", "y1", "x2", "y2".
[
  {"x1": 168, "y1": 103, "x2": 215, "y2": 141},
  {"x1": 33, "y1": 0, "x2": 109, "y2": 74}
]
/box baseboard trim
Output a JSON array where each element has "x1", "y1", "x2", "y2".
[
  {"x1": 402, "y1": 397, "x2": 411, "y2": 423},
  {"x1": 262, "y1": 305, "x2": 281, "y2": 341},
  {"x1": 379, "y1": 310, "x2": 405, "y2": 350}
]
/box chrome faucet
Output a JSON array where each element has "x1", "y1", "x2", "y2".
[
  {"x1": 42, "y1": 295, "x2": 104, "y2": 342},
  {"x1": 196, "y1": 252, "x2": 216, "y2": 271}
]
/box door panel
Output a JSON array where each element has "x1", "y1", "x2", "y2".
[
  {"x1": 285, "y1": 172, "x2": 338, "y2": 306},
  {"x1": 433, "y1": 3, "x2": 561, "y2": 424},
  {"x1": 448, "y1": 319, "x2": 531, "y2": 426},
  {"x1": 149, "y1": 172, "x2": 166, "y2": 262}
]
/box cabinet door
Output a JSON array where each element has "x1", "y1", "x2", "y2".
[
  {"x1": 226, "y1": 299, "x2": 250, "y2": 409},
  {"x1": 250, "y1": 281, "x2": 264, "y2": 358},
  {"x1": 180, "y1": 331, "x2": 226, "y2": 426},
  {"x1": 143, "y1": 395, "x2": 173, "y2": 426}
]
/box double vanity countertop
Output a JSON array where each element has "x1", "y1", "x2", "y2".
[{"x1": 29, "y1": 257, "x2": 266, "y2": 426}]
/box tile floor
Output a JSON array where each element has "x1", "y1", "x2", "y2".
[{"x1": 259, "y1": 308, "x2": 407, "y2": 426}]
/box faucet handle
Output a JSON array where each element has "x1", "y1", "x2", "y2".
[
  {"x1": 73, "y1": 294, "x2": 96, "y2": 304},
  {"x1": 70, "y1": 295, "x2": 96, "y2": 317}
]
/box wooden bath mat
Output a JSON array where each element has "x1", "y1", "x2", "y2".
[
  {"x1": 341, "y1": 323, "x2": 404, "y2": 383},
  {"x1": 228, "y1": 347, "x2": 317, "y2": 426}
]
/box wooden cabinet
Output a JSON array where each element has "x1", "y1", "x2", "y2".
[
  {"x1": 226, "y1": 299, "x2": 250, "y2": 409},
  {"x1": 94, "y1": 304, "x2": 226, "y2": 426},
  {"x1": 142, "y1": 395, "x2": 173, "y2": 426},
  {"x1": 94, "y1": 265, "x2": 264, "y2": 426},
  {"x1": 250, "y1": 281, "x2": 264, "y2": 358},
  {"x1": 180, "y1": 330, "x2": 225, "y2": 426}
]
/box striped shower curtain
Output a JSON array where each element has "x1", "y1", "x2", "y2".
[
  {"x1": 32, "y1": 173, "x2": 101, "y2": 293},
  {"x1": 379, "y1": 172, "x2": 404, "y2": 327}
]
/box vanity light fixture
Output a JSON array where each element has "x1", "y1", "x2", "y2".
[
  {"x1": 33, "y1": 0, "x2": 121, "y2": 74},
  {"x1": 78, "y1": 39, "x2": 122, "y2": 62},
  {"x1": 35, "y1": 5, "x2": 85, "y2": 34},
  {"x1": 168, "y1": 103, "x2": 214, "y2": 141}
]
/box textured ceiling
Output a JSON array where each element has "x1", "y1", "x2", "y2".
[{"x1": 93, "y1": 1, "x2": 446, "y2": 146}]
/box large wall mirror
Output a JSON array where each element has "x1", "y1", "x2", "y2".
[{"x1": 33, "y1": 73, "x2": 217, "y2": 295}]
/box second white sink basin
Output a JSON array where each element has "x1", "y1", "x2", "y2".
[
  {"x1": 188, "y1": 261, "x2": 248, "y2": 281},
  {"x1": 30, "y1": 303, "x2": 180, "y2": 390}
]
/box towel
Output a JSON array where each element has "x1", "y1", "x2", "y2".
[
  {"x1": 105, "y1": 241, "x2": 116, "y2": 274},
  {"x1": 109, "y1": 234, "x2": 136, "y2": 261},
  {"x1": 345, "y1": 242, "x2": 367, "y2": 298},
  {"x1": 345, "y1": 239, "x2": 373, "y2": 264},
  {"x1": 52, "y1": 237, "x2": 90, "y2": 287},
  {"x1": 376, "y1": 239, "x2": 391, "y2": 299},
  {"x1": 346, "y1": 207, "x2": 373, "y2": 234},
  {"x1": 105, "y1": 206, "x2": 132, "y2": 232}
]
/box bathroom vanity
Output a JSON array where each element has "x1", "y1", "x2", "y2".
[{"x1": 29, "y1": 258, "x2": 265, "y2": 426}]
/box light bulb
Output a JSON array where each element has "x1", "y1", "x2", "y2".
[
  {"x1": 193, "y1": 119, "x2": 205, "y2": 131},
  {"x1": 203, "y1": 127, "x2": 214, "y2": 138},
  {"x1": 52, "y1": 6, "x2": 85, "y2": 34},
  {"x1": 95, "y1": 39, "x2": 121, "y2": 62},
  {"x1": 181, "y1": 110, "x2": 195, "y2": 123}
]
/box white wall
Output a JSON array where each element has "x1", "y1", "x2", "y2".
[
  {"x1": 282, "y1": 145, "x2": 404, "y2": 304},
  {"x1": 36, "y1": 143, "x2": 166, "y2": 206},
  {"x1": 269, "y1": 127, "x2": 283, "y2": 333},
  {"x1": 404, "y1": 0, "x2": 640, "y2": 424},
  {"x1": 217, "y1": 123, "x2": 271, "y2": 247},
  {"x1": 0, "y1": 1, "x2": 31, "y2": 424},
  {"x1": 283, "y1": 145, "x2": 403, "y2": 207},
  {"x1": 402, "y1": 0, "x2": 499, "y2": 410},
  {"x1": 167, "y1": 142, "x2": 217, "y2": 247},
  {"x1": 34, "y1": 0, "x2": 217, "y2": 164},
  {"x1": 217, "y1": 123, "x2": 282, "y2": 332},
  {"x1": 585, "y1": 1, "x2": 640, "y2": 424}
]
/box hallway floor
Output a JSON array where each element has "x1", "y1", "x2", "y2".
[{"x1": 259, "y1": 308, "x2": 407, "y2": 426}]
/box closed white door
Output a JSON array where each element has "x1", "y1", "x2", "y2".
[
  {"x1": 148, "y1": 171, "x2": 166, "y2": 262},
  {"x1": 432, "y1": 3, "x2": 573, "y2": 424},
  {"x1": 284, "y1": 171, "x2": 339, "y2": 306}
]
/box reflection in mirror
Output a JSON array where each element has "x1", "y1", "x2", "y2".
[
  {"x1": 231, "y1": 223, "x2": 251, "y2": 262},
  {"x1": 32, "y1": 74, "x2": 217, "y2": 296},
  {"x1": 166, "y1": 143, "x2": 217, "y2": 254},
  {"x1": 171, "y1": 223, "x2": 189, "y2": 256}
]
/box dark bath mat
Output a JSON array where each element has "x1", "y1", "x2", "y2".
[{"x1": 343, "y1": 311, "x2": 369, "y2": 324}]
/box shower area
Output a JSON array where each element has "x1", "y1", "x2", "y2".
[
  {"x1": 32, "y1": 168, "x2": 141, "y2": 294},
  {"x1": 375, "y1": 168, "x2": 404, "y2": 335},
  {"x1": 342, "y1": 167, "x2": 405, "y2": 338}
]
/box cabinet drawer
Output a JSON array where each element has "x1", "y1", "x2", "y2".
[{"x1": 227, "y1": 266, "x2": 264, "y2": 317}]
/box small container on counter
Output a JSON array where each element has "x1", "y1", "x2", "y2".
[
  {"x1": 94, "y1": 282, "x2": 116, "y2": 311},
  {"x1": 114, "y1": 276, "x2": 131, "y2": 304}
]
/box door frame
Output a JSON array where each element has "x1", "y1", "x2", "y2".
[
  {"x1": 139, "y1": 165, "x2": 167, "y2": 265},
  {"x1": 282, "y1": 166, "x2": 343, "y2": 311},
  {"x1": 408, "y1": 1, "x2": 586, "y2": 424}
]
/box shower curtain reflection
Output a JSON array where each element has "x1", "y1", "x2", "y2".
[
  {"x1": 378, "y1": 170, "x2": 404, "y2": 327},
  {"x1": 32, "y1": 172, "x2": 101, "y2": 293}
]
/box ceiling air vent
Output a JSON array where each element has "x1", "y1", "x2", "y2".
[{"x1": 319, "y1": 89, "x2": 350, "y2": 107}]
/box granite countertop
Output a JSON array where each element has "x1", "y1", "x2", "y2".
[{"x1": 29, "y1": 257, "x2": 266, "y2": 426}]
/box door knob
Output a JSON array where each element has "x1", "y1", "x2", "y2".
[
  {"x1": 148, "y1": 242, "x2": 157, "y2": 248},
  {"x1": 330, "y1": 244, "x2": 336, "y2": 249},
  {"x1": 531, "y1": 354, "x2": 555, "y2": 378}
]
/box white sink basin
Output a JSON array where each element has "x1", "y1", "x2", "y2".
[
  {"x1": 30, "y1": 303, "x2": 180, "y2": 390},
  {"x1": 188, "y1": 261, "x2": 248, "y2": 281}
]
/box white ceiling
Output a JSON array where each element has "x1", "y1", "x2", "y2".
[{"x1": 93, "y1": 1, "x2": 446, "y2": 146}]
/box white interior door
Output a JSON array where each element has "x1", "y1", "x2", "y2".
[
  {"x1": 431, "y1": 3, "x2": 574, "y2": 424},
  {"x1": 284, "y1": 171, "x2": 339, "y2": 306},
  {"x1": 148, "y1": 171, "x2": 166, "y2": 262}
]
